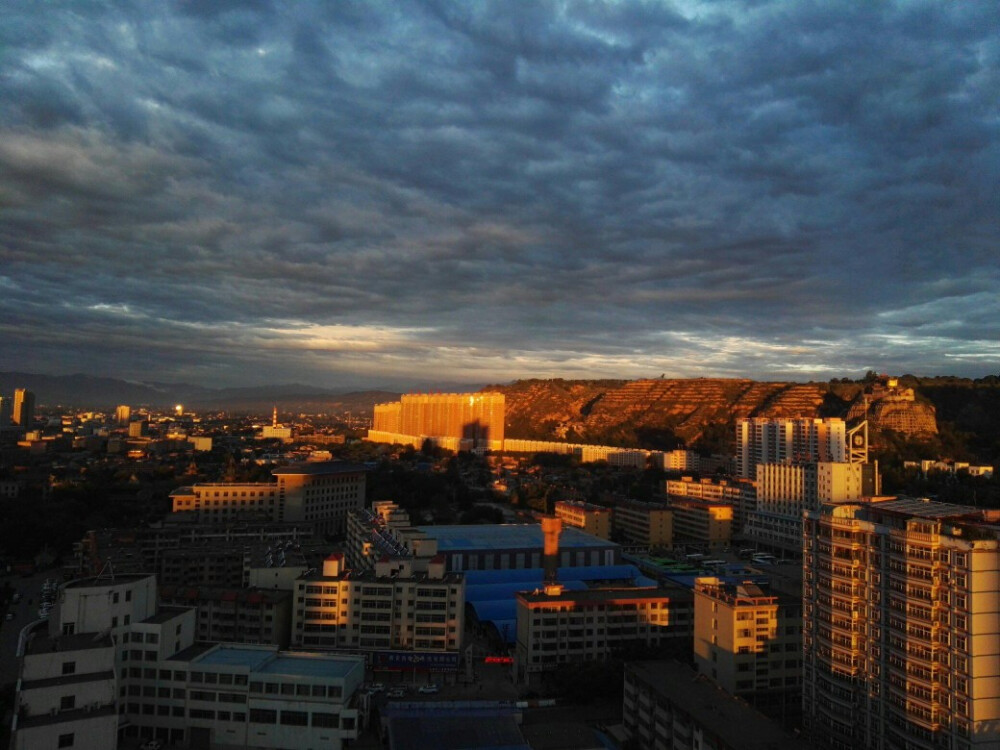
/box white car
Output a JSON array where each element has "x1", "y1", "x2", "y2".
[
  {"x1": 140, "y1": 740, "x2": 163, "y2": 750},
  {"x1": 417, "y1": 684, "x2": 440, "y2": 694}
]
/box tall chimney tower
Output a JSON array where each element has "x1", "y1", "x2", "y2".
[
  {"x1": 272, "y1": 406, "x2": 278, "y2": 428},
  {"x1": 541, "y1": 516, "x2": 562, "y2": 594}
]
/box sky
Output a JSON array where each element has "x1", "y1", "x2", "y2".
[{"x1": 1, "y1": 1, "x2": 998, "y2": 390}]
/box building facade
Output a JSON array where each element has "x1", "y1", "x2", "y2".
[
  {"x1": 614, "y1": 500, "x2": 674, "y2": 547},
  {"x1": 736, "y1": 418, "x2": 850, "y2": 480},
  {"x1": 668, "y1": 498, "x2": 733, "y2": 550},
  {"x1": 803, "y1": 498, "x2": 1000, "y2": 750},
  {"x1": 369, "y1": 392, "x2": 505, "y2": 451},
  {"x1": 13, "y1": 388, "x2": 36, "y2": 427},
  {"x1": 554, "y1": 500, "x2": 613, "y2": 540},
  {"x1": 693, "y1": 577, "x2": 801, "y2": 710},
  {"x1": 291, "y1": 553, "x2": 465, "y2": 662},
  {"x1": 170, "y1": 462, "x2": 367, "y2": 535},
  {"x1": 514, "y1": 583, "x2": 693, "y2": 684}
]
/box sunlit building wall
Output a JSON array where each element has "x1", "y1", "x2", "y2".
[
  {"x1": 614, "y1": 500, "x2": 674, "y2": 547},
  {"x1": 13, "y1": 388, "x2": 35, "y2": 427},
  {"x1": 169, "y1": 462, "x2": 366, "y2": 535},
  {"x1": 737, "y1": 418, "x2": 849, "y2": 480},
  {"x1": 803, "y1": 498, "x2": 1000, "y2": 750},
  {"x1": 514, "y1": 583, "x2": 693, "y2": 684},
  {"x1": 693, "y1": 577, "x2": 802, "y2": 703},
  {"x1": 291, "y1": 553, "x2": 464, "y2": 656},
  {"x1": 554, "y1": 500, "x2": 613, "y2": 540},
  {"x1": 668, "y1": 498, "x2": 733, "y2": 550}
]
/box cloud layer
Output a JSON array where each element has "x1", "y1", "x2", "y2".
[{"x1": 2, "y1": 0, "x2": 998, "y2": 388}]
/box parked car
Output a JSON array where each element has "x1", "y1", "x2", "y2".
[
  {"x1": 140, "y1": 741, "x2": 163, "y2": 750},
  {"x1": 367, "y1": 683, "x2": 385, "y2": 693},
  {"x1": 387, "y1": 688, "x2": 407, "y2": 698},
  {"x1": 417, "y1": 684, "x2": 440, "y2": 694}
]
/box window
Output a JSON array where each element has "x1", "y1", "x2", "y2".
[
  {"x1": 62, "y1": 662, "x2": 76, "y2": 675},
  {"x1": 312, "y1": 712, "x2": 339, "y2": 727},
  {"x1": 281, "y1": 710, "x2": 308, "y2": 726},
  {"x1": 58, "y1": 734, "x2": 74, "y2": 748},
  {"x1": 250, "y1": 708, "x2": 277, "y2": 724},
  {"x1": 62, "y1": 623, "x2": 75, "y2": 635},
  {"x1": 60, "y1": 695, "x2": 76, "y2": 710}
]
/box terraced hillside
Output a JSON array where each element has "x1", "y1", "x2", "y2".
[{"x1": 489, "y1": 378, "x2": 848, "y2": 449}]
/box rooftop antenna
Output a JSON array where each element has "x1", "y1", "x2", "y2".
[{"x1": 95, "y1": 559, "x2": 116, "y2": 582}]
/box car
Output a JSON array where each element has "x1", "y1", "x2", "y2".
[
  {"x1": 140, "y1": 741, "x2": 163, "y2": 750},
  {"x1": 5, "y1": 612, "x2": 14, "y2": 621},
  {"x1": 387, "y1": 688, "x2": 407, "y2": 698},
  {"x1": 367, "y1": 683, "x2": 385, "y2": 693},
  {"x1": 417, "y1": 684, "x2": 440, "y2": 694}
]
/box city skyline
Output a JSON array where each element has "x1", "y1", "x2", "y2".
[{"x1": 2, "y1": 1, "x2": 998, "y2": 389}]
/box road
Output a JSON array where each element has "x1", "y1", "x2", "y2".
[{"x1": 0, "y1": 570, "x2": 55, "y2": 687}]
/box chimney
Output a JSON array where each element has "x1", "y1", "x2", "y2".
[{"x1": 541, "y1": 516, "x2": 561, "y2": 587}]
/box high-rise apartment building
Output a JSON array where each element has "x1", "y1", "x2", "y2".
[
  {"x1": 115, "y1": 404, "x2": 131, "y2": 426},
  {"x1": 737, "y1": 418, "x2": 851, "y2": 480},
  {"x1": 369, "y1": 392, "x2": 505, "y2": 451},
  {"x1": 803, "y1": 498, "x2": 1000, "y2": 749},
  {"x1": 13, "y1": 388, "x2": 35, "y2": 427}
]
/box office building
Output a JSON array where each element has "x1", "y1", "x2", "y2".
[
  {"x1": 693, "y1": 577, "x2": 801, "y2": 710},
  {"x1": 115, "y1": 405, "x2": 131, "y2": 426},
  {"x1": 13, "y1": 388, "x2": 35, "y2": 427},
  {"x1": 554, "y1": 499, "x2": 613, "y2": 540},
  {"x1": 803, "y1": 498, "x2": 1000, "y2": 750},
  {"x1": 170, "y1": 461, "x2": 367, "y2": 535},
  {"x1": 291, "y1": 552, "x2": 465, "y2": 669},
  {"x1": 369, "y1": 392, "x2": 505, "y2": 451},
  {"x1": 623, "y1": 661, "x2": 810, "y2": 750}
]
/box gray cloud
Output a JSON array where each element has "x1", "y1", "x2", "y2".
[{"x1": 1, "y1": 0, "x2": 998, "y2": 389}]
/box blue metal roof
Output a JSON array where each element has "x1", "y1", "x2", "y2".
[{"x1": 415, "y1": 524, "x2": 617, "y2": 551}]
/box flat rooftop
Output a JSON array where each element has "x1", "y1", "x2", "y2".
[
  {"x1": 414, "y1": 524, "x2": 617, "y2": 551},
  {"x1": 272, "y1": 461, "x2": 368, "y2": 476},
  {"x1": 627, "y1": 661, "x2": 810, "y2": 750},
  {"x1": 189, "y1": 645, "x2": 364, "y2": 679},
  {"x1": 64, "y1": 574, "x2": 153, "y2": 589}
]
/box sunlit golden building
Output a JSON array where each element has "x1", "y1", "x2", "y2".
[
  {"x1": 369, "y1": 392, "x2": 505, "y2": 451},
  {"x1": 693, "y1": 577, "x2": 801, "y2": 710},
  {"x1": 554, "y1": 499, "x2": 613, "y2": 540},
  {"x1": 803, "y1": 498, "x2": 1000, "y2": 750}
]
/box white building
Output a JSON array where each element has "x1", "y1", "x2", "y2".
[{"x1": 11, "y1": 573, "x2": 366, "y2": 750}]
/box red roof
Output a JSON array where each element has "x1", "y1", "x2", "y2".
[{"x1": 325, "y1": 552, "x2": 344, "y2": 561}]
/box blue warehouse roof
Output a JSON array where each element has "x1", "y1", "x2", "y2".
[{"x1": 415, "y1": 524, "x2": 619, "y2": 551}]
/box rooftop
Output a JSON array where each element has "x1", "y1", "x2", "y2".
[
  {"x1": 627, "y1": 661, "x2": 811, "y2": 750},
  {"x1": 63, "y1": 573, "x2": 154, "y2": 589},
  {"x1": 25, "y1": 630, "x2": 114, "y2": 656},
  {"x1": 272, "y1": 461, "x2": 368, "y2": 476},
  {"x1": 188, "y1": 644, "x2": 365, "y2": 680},
  {"x1": 414, "y1": 524, "x2": 618, "y2": 551}
]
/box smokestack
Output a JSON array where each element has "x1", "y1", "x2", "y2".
[
  {"x1": 272, "y1": 406, "x2": 278, "y2": 428},
  {"x1": 541, "y1": 516, "x2": 562, "y2": 587}
]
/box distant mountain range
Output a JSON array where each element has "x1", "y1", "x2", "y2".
[{"x1": 0, "y1": 372, "x2": 400, "y2": 414}]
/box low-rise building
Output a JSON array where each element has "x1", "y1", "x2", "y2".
[
  {"x1": 623, "y1": 661, "x2": 810, "y2": 750},
  {"x1": 158, "y1": 586, "x2": 294, "y2": 648},
  {"x1": 613, "y1": 499, "x2": 674, "y2": 547},
  {"x1": 668, "y1": 498, "x2": 733, "y2": 551},
  {"x1": 693, "y1": 577, "x2": 801, "y2": 712},
  {"x1": 554, "y1": 500, "x2": 613, "y2": 540},
  {"x1": 292, "y1": 553, "x2": 464, "y2": 669},
  {"x1": 514, "y1": 582, "x2": 692, "y2": 684}
]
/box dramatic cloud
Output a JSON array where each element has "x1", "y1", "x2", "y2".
[{"x1": 2, "y1": 0, "x2": 998, "y2": 388}]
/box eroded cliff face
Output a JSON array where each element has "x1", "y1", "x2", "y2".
[
  {"x1": 490, "y1": 377, "x2": 941, "y2": 448},
  {"x1": 845, "y1": 384, "x2": 938, "y2": 437}
]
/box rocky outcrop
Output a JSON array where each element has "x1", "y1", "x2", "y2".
[{"x1": 846, "y1": 382, "x2": 938, "y2": 437}]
